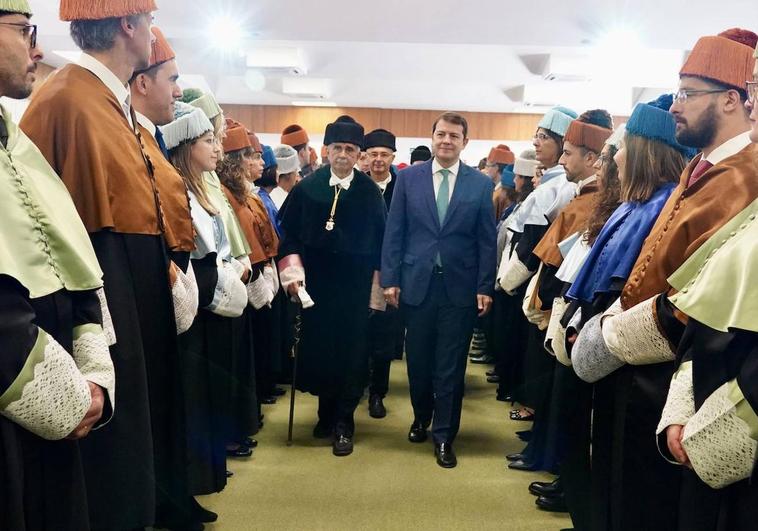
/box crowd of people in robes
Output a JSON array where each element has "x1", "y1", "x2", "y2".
[{"x1": 0, "y1": 0, "x2": 757, "y2": 530}]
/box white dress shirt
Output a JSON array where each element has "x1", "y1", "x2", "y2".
[
  {"x1": 135, "y1": 111, "x2": 156, "y2": 137},
  {"x1": 77, "y1": 53, "x2": 133, "y2": 128},
  {"x1": 329, "y1": 169, "x2": 355, "y2": 190},
  {"x1": 704, "y1": 131, "x2": 752, "y2": 165},
  {"x1": 374, "y1": 174, "x2": 393, "y2": 193},
  {"x1": 270, "y1": 186, "x2": 288, "y2": 210},
  {"x1": 577, "y1": 174, "x2": 598, "y2": 193},
  {"x1": 431, "y1": 158, "x2": 460, "y2": 201}
]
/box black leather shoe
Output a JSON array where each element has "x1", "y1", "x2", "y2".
[
  {"x1": 408, "y1": 421, "x2": 428, "y2": 443},
  {"x1": 508, "y1": 459, "x2": 539, "y2": 471},
  {"x1": 368, "y1": 395, "x2": 387, "y2": 419},
  {"x1": 225, "y1": 470, "x2": 234, "y2": 478},
  {"x1": 505, "y1": 452, "x2": 525, "y2": 462},
  {"x1": 260, "y1": 396, "x2": 277, "y2": 405},
  {"x1": 529, "y1": 477, "x2": 562, "y2": 497},
  {"x1": 486, "y1": 369, "x2": 497, "y2": 377},
  {"x1": 191, "y1": 497, "x2": 218, "y2": 523},
  {"x1": 312, "y1": 421, "x2": 332, "y2": 439},
  {"x1": 270, "y1": 387, "x2": 286, "y2": 397},
  {"x1": 226, "y1": 445, "x2": 252, "y2": 458},
  {"x1": 435, "y1": 443, "x2": 457, "y2": 468},
  {"x1": 536, "y1": 492, "x2": 568, "y2": 512},
  {"x1": 487, "y1": 374, "x2": 501, "y2": 384},
  {"x1": 471, "y1": 354, "x2": 495, "y2": 364},
  {"x1": 332, "y1": 434, "x2": 353, "y2": 456},
  {"x1": 242, "y1": 437, "x2": 258, "y2": 449}
]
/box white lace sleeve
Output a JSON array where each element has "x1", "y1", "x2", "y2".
[
  {"x1": 208, "y1": 262, "x2": 247, "y2": 317},
  {"x1": 72, "y1": 324, "x2": 116, "y2": 428},
  {"x1": 602, "y1": 296, "x2": 675, "y2": 365},
  {"x1": 657, "y1": 361, "x2": 696, "y2": 434},
  {"x1": 247, "y1": 272, "x2": 273, "y2": 310},
  {"x1": 572, "y1": 313, "x2": 625, "y2": 383},
  {"x1": 0, "y1": 331, "x2": 91, "y2": 440},
  {"x1": 500, "y1": 253, "x2": 535, "y2": 295},
  {"x1": 682, "y1": 380, "x2": 758, "y2": 489},
  {"x1": 172, "y1": 262, "x2": 199, "y2": 335},
  {"x1": 95, "y1": 287, "x2": 117, "y2": 346}
]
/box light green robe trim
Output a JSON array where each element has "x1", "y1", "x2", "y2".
[
  {"x1": 0, "y1": 329, "x2": 48, "y2": 410},
  {"x1": 73, "y1": 323, "x2": 104, "y2": 340},
  {"x1": 0, "y1": 105, "x2": 103, "y2": 299},
  {"x1": 203, "y1": 171, "x2": 251, "y2": 259},
  {"x1": 668, "y1": 198, "x2": 758, "y2": 333}
]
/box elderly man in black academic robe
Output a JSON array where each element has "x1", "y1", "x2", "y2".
[{"x1": 278, "y1": 116, "x2": 387, "y2": 457}]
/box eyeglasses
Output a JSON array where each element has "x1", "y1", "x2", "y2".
[
  {"x1": 597, "y1": 154, "x2": 611, "y2": 166},
  {"x1": 674, "y1": 88, "x2": 729, "y2": 103},
  {"x1": 747, "y1": 81, "x2": 758, "y2": 103},
  {"x1": 533, "y1": 132, "x2": 550, "y2": 142},
  {"x1": 0, "y1": 22, "x2": 37, "y2": 48}
]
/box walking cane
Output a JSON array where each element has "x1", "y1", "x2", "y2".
[{"x1": 286, "y1": 312, "x2": 302, "y2": 446}]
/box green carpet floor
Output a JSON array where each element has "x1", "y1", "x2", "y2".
[{"x1": 199, "y1": 359, "x2": 571, "y2": 530}]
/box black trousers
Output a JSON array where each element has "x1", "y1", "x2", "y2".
[
  {"x1": 368, "y1": 308, "x2": 402, "y2": 397},
  {"x1": 403, "y1": 273, "x2": 477, "y2": 444}
]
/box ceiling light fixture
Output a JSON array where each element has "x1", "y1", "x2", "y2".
[{"x1": 208, "y1": 15, "x2": 246, "y2": 54}]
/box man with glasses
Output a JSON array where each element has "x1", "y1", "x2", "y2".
[
  {"x1": 278, "y1": 116, "x2": 387, "y2": 457},
  {"x1": 20, "y1": 1, "x2": 198, "y2": 530},
  {"x1": 363, "y1": 128, "x2": 399, "y2": 419},
  {"x1": 0, "y1": 1, "x2": 116, "y2": 529},
  {"x1": 587, "y1": 28, "x2": 758, "y2": 531}
]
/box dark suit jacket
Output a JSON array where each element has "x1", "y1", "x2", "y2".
[{"x1": 381, "y1": 159, "x2": 497, "y2": 307}]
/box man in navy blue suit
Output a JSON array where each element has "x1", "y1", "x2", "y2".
[{"x1": 381, "y1": 112, "x2": 497, "y2": 468}]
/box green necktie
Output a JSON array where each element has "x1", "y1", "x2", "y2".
[
  {"x1": 435, "y1": 168, "x2": 451, "y2": 266},
  {"x1": 436, "y1": 168, "x2": 451, "y2": 224}
]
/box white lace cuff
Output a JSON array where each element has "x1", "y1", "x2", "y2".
[
  {"x1": 208, "y1": 262, "x2": 247, "y2": 317},
  {"x1": 657, "y1": 361, "x2": 696, "y2": 435},
  {"x1": 0, "y1": 331, "x2": 91, "y2": 440},
  {"x1": 172, "y1": 262, "x2": 199, "y2": 334},
  {"x1": 278, "y1": 254, "x2": 306, "y2": 289},
  {"x1": 95, "y1": 287, "x2": 117, "y2": 346},
  {"x1": 603, "y1": 296, "x2": 675, "y2": 365},
  {"x1": 682, "y1": 380, "x2": 758, "y2": 489},
  {"x1": 264, "y1": 261, "x2": 279, "y2": 300},
  {"x1": 500, "y1": 254, "x2": 535, "y2": 294},
  {"x1": 247, "y1": 272, "x2": 273, "y2": 310},
  {"x1": 73, "y1": 325, "x2": 116, "y2": 428},
  {"x1": 572, "y1": 313, "x2": 625, "y2": 383},
  {"x1": 546, "y1": 298, "x2": 571, "y2": 366}
]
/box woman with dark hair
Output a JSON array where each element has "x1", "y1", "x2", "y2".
[
  {"x1": 218, "y1": 127, "x2": 284, "y2": 417},
  {"x1": 568, "y1": 95, "x2": 694, "y2": 531},
  {"x1": 491, "y1": 150, "x2": 538, "y2": 401},
  {"x1": 162, "y1": 104, "x2": 250, "y2": 523}
]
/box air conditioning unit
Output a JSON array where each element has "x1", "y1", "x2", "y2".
[
  {"x1": 246, "y1": 48, "x2": 307, "y2": 76},
  {"x1": 519, "y1": 53, "x2": 592, "y2": 83},
  {"x1": 282, "y1": 78, "x2": 332, "y2": 99}
]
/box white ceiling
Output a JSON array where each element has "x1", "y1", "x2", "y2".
[{"x1": 30, "y1": 0, "x2": 758, "y2": 115}]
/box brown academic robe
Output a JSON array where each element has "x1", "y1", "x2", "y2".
[{"x1": 21, "y1": 64, "x2": 191, "y2": 529}]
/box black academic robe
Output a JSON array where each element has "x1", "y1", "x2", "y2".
[
  {"x1": 0, "y1": 277, "x2": 99, "y2": 531},
  {"x1": 670, "y1": 324, "x2": 758, "y2": 531},
  {"x1": 179, "y1": 253, "x2": 234, "y2": 496},
  {"x1": 278, "y1": 166, "x2": 386, "y2": 406},
  {"x1": 77, "y1": 232, "x2": 190, "y2": 529}
]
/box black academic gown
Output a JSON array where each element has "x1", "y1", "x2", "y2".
[
  {"x1": 279, "y1": 166, "x2": 386, "y2": 431},
  {"x1": 669, "y1": 323, "x2": 758, "y2": 531},
  {"x1": 367, "y1": 170, "x2": 401, "y2": 395},
  {"x1": 0, "y1": 277, "x2": 99, "y2": 531},
  {"x1": 77, "y1": 232, "x2": 190, "y2": 530}
]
